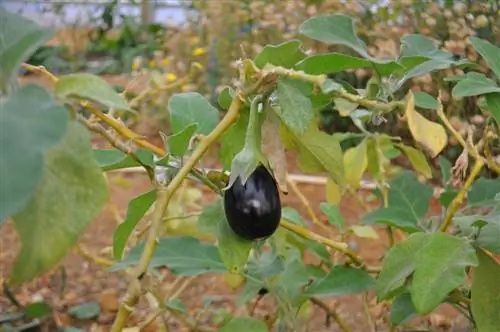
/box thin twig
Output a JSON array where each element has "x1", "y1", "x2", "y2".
[
  {"x1": 73, "y1": 244, "x2": 113, "y2": 267},
  {"x1": 363, "y1": 293, "x2": 376, "y2": 332},
  {"x1": 310, "y1": 297, "x2": 352, "y2": 332}
]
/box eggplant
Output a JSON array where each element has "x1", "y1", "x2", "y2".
[{"x1": 223, "y1": 165, "x2": 281, "y2": 241}]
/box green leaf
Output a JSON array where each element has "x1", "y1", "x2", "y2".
[
  {"x1": 276, "y1": 79, "x2": 314, "y2": 135},
  {"x1": 110, "y1": 236, "x2": 227, "y2": 275},
  {"x1": 54, "y1": 73, "x2": 132, "y2": 112},
  {"x1": 254, "y1": 40, "x2": 307, "y2": 69},
  {"x1": 0, "y1": 84, "x2": 68, "y2": 223},
  {"x1": 280, "y1": 123, "x2": 344, "y2": 187},
  {"x1": 220, "y1": 316, "x2": 268, "y2": 332},
  {"x1": 164, "y1": 298, "x2": 188, "y2": 314},
  {"x1": 218, "y1": 86, "x2": 235, "y2": 110},
  {"x1": 396, "y1": 59, "x2": 458, "y2": 90},
  {"x1": 113, "y1": 190, "x2": 157, "y2": 260},
  {"x1": 0, "y1": 8, "x2": 54, "y2": 89},
  {"x1": 219, "y1": 109, "x2": 249, "y2": 170},
  {"x1": 67, "y1": 302, "x2": 100, "y2": 320},
  {"x1": 413, "y1": 91, "x2": 438, "y2": 110},
  {"x1": 376, "y1": 232, "x2": 429, "y2": 300},
  {"x1": 399, "y1": 34, "x2": 451, "y2": 59},
  {"x1": 454, "y1": 214, "x2": 500, "y2": 254},
  {"x1": 438, "y1": 156, "x2": 453, "y2": 186},
  {"x1": 471, "y1": 249, "x2": 500, "y2": 332},
  {"x1": 305, "y1": 266, "x2": 375, "y2": 297},
  {"x1": 390, "y1": 292, "x2": 417, "y2": 326},
  {"x1": 319, "y1": 203, "x2": 345, "y2": 229},
  {"x1": 281, "y1": 207, "x2": 305, "y2": 226},
  {"x1": 296, "y1": 53, "x2": 371, "y2": 74},
  {"x1": 452, "y1": 72, "x2": 500, "y2": 98},
  {"x1": 485, "y1": 92, "x2": 500, "y2": 127},
  {"x1": 396, "y1": 143, "x2": 432, "y2": 179},
  {"x1": 363, "y1": 171, "x2": 432, "y2": 232},
  {"x1": 412, "y1": 233, "x2": 478, "y2": 314},
  {"x1": 168, "y1": 92, "x2": 220, "y2": 135},
  {"x1": 299, "y1": 14, "x2": 370, "y2": 59},
  {"x1": 10, "y1": 121, "x2": 108, "y2": 284},
  {"x1": 23, "y1": 302, "x2": 52, "y2": 320},
  {"x1": 92, "y1": 148, "x2": 154, "y2": 171},
  {"x1": 469, "y1": 36, "x2": 500, "y2": 80},
  {"x1": 468, "y1": 178, "x2": 500, "y2": 206},
  {"x1": 197, "y1": 199, "x2": 252, "y2": 274},
  {"x1": 167, "y1": 123, "x2": 198, "y2": 157}
]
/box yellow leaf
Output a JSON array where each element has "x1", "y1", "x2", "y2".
[
  {"x1": 396, "y1": 143, "x2": 433, "y2": 179},
  {"x1": 334, "y1": 97, "x2": 358, "y2": 117},
  {"x1": 343, "y1": 138, "x2": 368, "y2": 188},
  {"x1": 192, "y1": 47, "x2": 207, "y2": 56},
  {"x1": 326, "y1": 177, "x2": 343, "y2": 206},
  {"x1": 261, "y1": 110, "x2": 287, "y2": 194},
  {"x1": 349, "y1": 225, "x2": 379, "y2": 239},
  {"x1": 223, "y1": 272, "x2": 245, "y2": 289},
  {"x1": 405, "y1": 91, "x2": 447, "y2": 158}
]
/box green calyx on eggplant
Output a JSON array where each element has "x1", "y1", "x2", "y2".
[{"x1": 223, "y1": 164, "x2": 281, "y2": 241}]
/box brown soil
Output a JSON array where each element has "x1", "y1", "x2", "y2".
[{"x1": 0, "y1": 76, "x2": 471, "y2": 332}]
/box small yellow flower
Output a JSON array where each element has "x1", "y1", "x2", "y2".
[
  {"x1": 165, "y1": 73, "x2": 177, "y2": 81},
  {"x1": 148, "y1": 59, "x2": 156, "y2": 68},
  {"x1": 161, "y1": 58, "x2": 170, "y2": 66},
  {"x1": 192, "y1": 47, "x2": 207, "y2": 56}
]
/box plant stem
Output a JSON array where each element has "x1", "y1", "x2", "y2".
[
  {"x1": 484, "y1": 131, "x2": 500, "y2": 175},
  {"x1": 363, "y1": 293, "x2": 376, "y2": 332},
  {"x1": 310, "y1": 297, "x2": 352, "y2": 332},
  {"x1": 73, "y1": 244, "x2": 113, "y2": 267},
  {"x1": 439, "y1": 159, "x2": 485, "y2": 232}
]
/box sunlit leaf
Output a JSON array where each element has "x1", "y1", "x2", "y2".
[
  {"x1": 396, "y1": 143, "x2": 432, "y2": 179},
  {"x1": 168, "y1": 92, "x2": 220, "y2": 135},
  {"x1": 254, "y1": 40, "x2": 307, "y2": 69},
  {"x1": 343, "y1": 138, "x2": 368, "y2": 188},
  {"x1": 276, "y1": 79, "x2": 314, "y2": 135}
]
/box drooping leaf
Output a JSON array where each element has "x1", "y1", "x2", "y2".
[
  {"x1": 413, "y1": 91, "x2": 438, "y2": 110},
  {"x1": 67, "y1": 302, "x2": 100, "y2": 320},
  {"x1": 113, "y1": 190, "x2": 157, "y2": 260},
  {"x1": 471, "y1": 249, "x2": 500, "y2": 332},
  {"x1": 92, "y1": 148, "x2": 154, "y2": 172},
  {"x1": 10, "y1": 121, "x2": 108, "y2": 284},
  {"x1": 305, "y1": 266, "x2": 375, "y2": 297},
  {"x1": 110, "y1": 236, "x2": 227, "y2": 276},
  {"x1": 319, "y1": 202, "x2": 345, "y2": 229},
  {"x1": 405, "y1": 91, "x2": 447, "y2": 158},
  {"x1": 485, "y1": 92, "x2": 500, "y2": 126},
  {"x1": 280, "y1": 123, "x2": 344, "y2": 187},
  {"x1": 452, "y1": 72, "x2": 500, "y2": 98},
  {"x1": 167, "y1": 123, "x2": 198, "y2": 157},
  {"x1": 55, "y1": 73, "x2": 132, "y2": 112},
  {"x1": 396, "y1": 143, "x2": 432, "y2": 179},
  {"x1": 219, "y1": 109, "x2": 250, "y2": 170},
  {"x1": 343, "y1": 138, "x2": 368, "y2": 188},
  {"x1": 218, "y1": 86, "x2": 235, "y2": 110},
  {"x1": 0, "y1": 8, "x2": 54, "y2": 89},
  {"x1": 0, "y1": 84, "x2": 68, "y2": 224},
  {"x1": 276, "y1": 79, "x2": 314, "y2": 135},
  {"x1": 390, "y1": 292, "x2": 417, "y2": 326},
  {"x1": 220, "y1": 316, "x2": 268, "y2": 332},
  {"x1": 261, "y1": 108, "x2": 287, "y2": 193},
  {"x1": 363, "y1": 171, "x2": 432, "y2": 232},
  {"x1": 254, "y1": 40, "x2": 307, "y2": 69},
  {"x1": 412, "y1": 233, "x2": 478, "y2": 314},
  {"x1": 376, "y1": 232, "x2": 429, "y2": 300},
  {"x1": 168, "y1": 92, "x2": 220, "y2": 135},
  {"x1": 197, "y1": 199, "x2": 252, "y2": 274},
  {"x1": 469, "y1": 36, "x2": 500, "y2": 80}
]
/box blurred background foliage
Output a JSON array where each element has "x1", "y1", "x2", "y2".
[{"x1": 22, "y1": 0, "x2": 500, "y2": 167}]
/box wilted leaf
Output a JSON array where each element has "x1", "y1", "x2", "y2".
[
  {"x1": 471, "y1": 249, "x2": 500, "y2": 332},
  {"x1": 113, "y1": 190, "x2": 157, "y2": 260},
  {"x1": 412, "y1": 233, "x2": 478, "y2": 314},
  {"x1": 405, "y1": 91, "x2": 447, "y2": 158},
  {"x1": 254, "y1": 40, "x2": 307, "y2": 69},
  {"x1": 376, "y1": 232, "x2": 428, "y2": 300},
  {"x1": 55, "y1": 73, "x2": 132, "y2": 111},
  {"x1": 10, "y1": 121, "x2": 108, "y2": 284},
  {"x1": 396, "y1": 143, "x2": 432, "y2": 178},
  {"x1": 343, "y1": 138, "x2": 368, "y2": 188},
  {"x1": 197, "y1": 199, "x2": 252, "y2": 273},
  {"x1": 110, "y1": 236, "x2": 227, "y2": 275},
  {"x1": 261, "y1": 110, "x2": 287, "y2": 193},
  {"x1": 0, "y1": 84, "x2": 68, "y2": 224},
  {"x1": 168, "y1": 92, "x2": 220, "y2": 135},
  {"x1": 305, "y1": 266, "x2": 375, "y2": 297},
  {"x1": 276, "y1": 79, "x2": 314, "y2": 135},
  {"x1": 349, "y1": 225, "x2": 379, "y2": 240}
]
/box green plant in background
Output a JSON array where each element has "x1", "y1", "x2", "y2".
[{"x1": 1, "y1": 5, "x2": 500, "y2": 332}]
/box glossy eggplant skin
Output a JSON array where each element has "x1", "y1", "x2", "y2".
[{"x1": 224, "y1": 165, "x2": 281, "y2": 241}]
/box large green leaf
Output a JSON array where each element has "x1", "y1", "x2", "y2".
[
  {"x1": 54, "y1": 73, "x2": 132, "y2": 112},
  {"x1": 469, "y1": 36, "x2": 500, "y2": 80},
  {"x1": 471, "y1": 249, "x2": 500, "y2": 332},
  {"x1": 485, "y1": 92, "x2": 500, "y2": 126},
  {"x1": 0, "y1": 84, "x2": 68, "y2": 223},
  {"x1": 454, "y1": 214, "x2": 500, "y2": 254},
  {"x1": 363, "y1": 171, "x2": 432, "y2": 232},
  {"x1": 376, "y1": 232, "x2": 428, "y2": 300},
  {"x1": 113, "y1": 190, "x2": 157, "y2": 260},
  {"x1": 220, "y1": 316, "x2": 268, "y2": 332},
  {"x1": 413, "y1": 91, "x2": 438, "y2": 110},
  {"x1": 0, "y1": 8, "x2": 54, "y2": 89},
  {"x1": 399, "y1": 34, "x2": 452, "y2": 59},
  {"x1": 305, "y1": 266, "x2": 375, "y2": 297},
  {"x1": 166, "y1": 123, "x2": 198, "y2": 157},
  {"x1": 390, "y1": 292, "x2": 417, "y2": 326},
  {"x1": 412, "y1": 233, "x2": 478, "y2": 314},
  {"x1": 10, "y1": 121, "x2": 108, "y2": 284},
  {"x1": 296, "y1": 53, "x2": 373, "y2": 74},
  {"x1": 467, "y1": 178, "x2": 500, "y2": 207},
  {"x1": 395, "y1": 59, "x2": 458, "y2": 91},
  {"x1": 168, "y1": 92, "x2": 220, "y2": 135},
  {"x1": 276, "y1": 79, "x2": 314, "y2": 135},
  {"x1": 452, "y1": 72, "x2": 500, "y2": 98},
  {"x1": 219, "y1": 109, "x2": 249, "y2": 170},
  {"x1": 280, "y1": 123, "x2": 344, "y2": 186},
  {"x1": 197, "y1": 199, "x2": 252, "y2": 273},
  {"x1": 299, "y1": 14, "x2": 371, "y2": 59},
  {"x1": 254, "y1": 40, "x2": 307, "y2": 69},
  {"x1": 110, "y1": 236, "x2": 227, "y2": 276}
]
